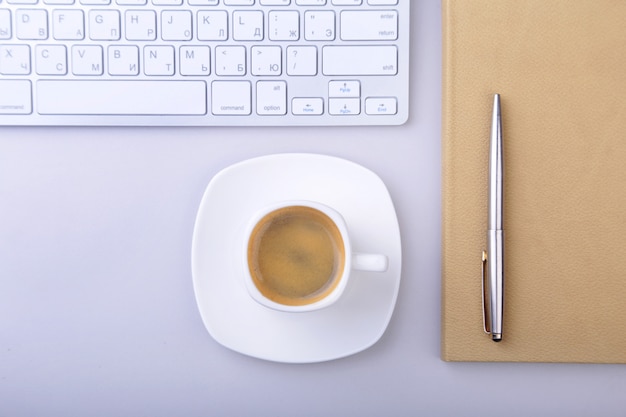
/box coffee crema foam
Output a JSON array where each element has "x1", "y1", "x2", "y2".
[{"x1": 247, "y1": 206, "x2": 345, "y2": 306}]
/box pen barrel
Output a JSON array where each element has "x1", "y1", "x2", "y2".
[{"x1": 487, "y1": 229, "x2": 504, "y2": 339}]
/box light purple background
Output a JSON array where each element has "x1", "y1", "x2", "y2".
[{"x1": 1, "y1": 2, "x2": 625, "y2": 416}]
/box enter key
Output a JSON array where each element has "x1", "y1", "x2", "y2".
[{"x1": 340, "y1": 10, "x2": 398, "y2": 41}]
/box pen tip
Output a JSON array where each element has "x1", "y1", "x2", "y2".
[{"x1": 492, "y1": 334, "x2": 502, "y2": 342}]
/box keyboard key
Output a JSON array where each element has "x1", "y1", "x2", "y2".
[
  {"x1": 304, "y1": 10, "x2": 334, "y2": 41},
  {"x1": 340, "y1": 10, "x2": 398, "y2": 40},
  {"x1": 161, "y1": 10, "x2": 192, "y2": 41},
  {"x1": 365, "y1": 97, "x2": 397, "y2": 115},
  {"x1": 0, "y1": 44, "x2": 31, "y2": 74},
  {"x1": 224, "y1": 0, "x2": 254, "y2": 5},
  {"x1": 107, "y1": 45, "x2": 139, "y2": 75},
  {"x1": 0, "y1": 80, "x2": 32, "y2": 114},
  {"x1": 88, "y1": 10, "x2": 120, "y2": 41},
  {"x1": 197, "y1": 11, "x2": 228, "y2": 41},
  {"x1": 124, "y1": 10, "x2": 156, "y2": 41},
  {"x1": 152, "y1": 0, "x2": 182, "y2": 5},
  {"x1": 116, "y1": 0, "x2": 146, "y2": 4},
  {"x1": 286, "y1": 45, "x2": 317, "y2": 76},
  {"x1": 16, "y1": 9, "x2": 48, "y2": 40},
  {"x1": 80, "y1": 0, "x2": 110, "y2": 5},
  {"x1": 52, "y1": 9, "x2": 85, "y2": 40},
  {"x1": 0, "y1": 9, "x2": 11, "y2": 39},
  {"x1": 35, "y1": 45, "x2": 67, "y2": 75},
  {"x1": 322, "y1": 45, "x2": 397, "y2": 75},
  {"x1": 143, "y1": 45, "x2": 174, "y2": 75},
  {"x1": 44, "y1": 0, "x2": 76, "y2": 4},
  {"x1": 256, "y1": 81, "x2": 287, "y2": 115},
  {"x1": 215, "y1": 45, "x2": 246, "y2": 76},
  {"x1": 233, "y1": 11, "x2": 264, "y2": 41},
  {"x1": 260, "y1": 0, "x2": 290, "y2": 5},
  {"x1": 251, "y1": 46, "x2": 282, "y2": 76},
  {"x1": 37, "y1": 80, "x2": 206, "y2": 114},
  {"x1": 296, "y1": 0, "x2": 326, "y2": 5},
  {"x1": 211, "y1": 81, "x2": 251, "y2": 115},
  {"x1": 328, "y1": 80, "x2": 359, "y2": 98},
  {"x1": 291, "y1": 97, "x2": 323, "y2": 115},
  {"x1": 329, "y1": 98, "x2": 359, "y2": 115},
  {"x1": 268, "y1": 10, "x2": 300, "y2": 41},
  {"x1": 188, "y1": 0, "x2": 219, "y2": 5},
  {"x1": 71, "y1": 45, "x2": 102, "y2": 75},
  {"x1": 179, "y1": 46, "x2": 211, "y2": 75}
]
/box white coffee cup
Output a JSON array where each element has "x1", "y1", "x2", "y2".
[{"x1": 243, "y1": 200, "x2": 388, "y2": 313}]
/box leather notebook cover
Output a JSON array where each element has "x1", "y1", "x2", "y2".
[{"x1": 441, "y1": 0, "x2": 626, "y2": 362}]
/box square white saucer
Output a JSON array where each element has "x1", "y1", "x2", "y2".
[{"x1": 191, "y1": 154, "x2": 401, "y2": 363}]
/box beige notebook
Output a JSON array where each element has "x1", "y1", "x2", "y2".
[{"x1": 441, "y1": 0, "x2": 626, "y2": 362}]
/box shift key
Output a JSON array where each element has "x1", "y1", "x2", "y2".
[
  {"x1": 322, "y1": 46, "x2": 397, "y2": 76},
  {"x1": 0, "y1": 80, "x2": 32, "y2": 114}
]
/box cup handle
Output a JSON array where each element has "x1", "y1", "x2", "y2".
[{"x1": 352, "y1": 253, "x2": 388, "y2": 272}]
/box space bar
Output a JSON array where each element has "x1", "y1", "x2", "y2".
[{"x1": 37, "y1": 80, "x2": 207, "y2": 115}]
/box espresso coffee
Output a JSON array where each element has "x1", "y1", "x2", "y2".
[{"x1": 247, "y1": 205, "x2": 346, "y2": 306}]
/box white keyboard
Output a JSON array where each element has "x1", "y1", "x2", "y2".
[{"x1": 0, "y1": 0, "x2": 409, "y2": 126}]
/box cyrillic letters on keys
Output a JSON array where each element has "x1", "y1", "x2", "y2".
[
  {"x1": 108, "y1": 45, "x2": 139, "y2": 75},
  {"x1": 161, "y1": 10, "x2": 192, "y2": 41},
  {"x1": 125, "y1": 10, "x2": 156, "y2": 41},
  {"x1": 180, "y1": 46, "x2": 211, "y2": 76},
  {"x1": 251, "y1": 46, "x2": 282, "y2": 76},
  {"x1": 36, "y1": 45, "x2": 67, "y2": 75},
  {"x1": 197, "y1": 11, "x2": 228, "y2": 41},
  {"x1": 52, "y1": 10, "x2": 85, "y2": 40},
  {"x1": 143, "y1": 46, "x2": 174, "y2": 76},
  {"x1": 72, "y1": 45, "x2": 103, "y2": 75},
  {"x1": 16, "y1": 9, "x2": 48, "y2": 40},
  {"x1": 0, "y1": 9, "x2": 11, "y2": 40},
  {"x1": 304, "y1": 11, "x2": 335, "y2": 41},
  {"x1": 0, "y1": 45, "x2": 31, "y2": 75},
  {"x1": 268, "y1": 11, "x2": 299, "y2": 41},
  {"x1": 215, "y1": 46, "x2": 246, "y2": 76},
  {"x1": 233, "y1": 11, "x2": 264, "y2": 41},
  {"x1": 89, "y1": 10, "x2": 120, "y2": 41}
]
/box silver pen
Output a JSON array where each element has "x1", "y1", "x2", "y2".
[{"x1": 482, "y1": 93, "x2": 504, "y2": 342}]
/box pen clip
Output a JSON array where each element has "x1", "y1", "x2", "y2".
[{"x1": 481, "y1": 250, "x2": 491, "y2": 335}]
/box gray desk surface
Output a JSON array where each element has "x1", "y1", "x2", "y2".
[{"x1": 1, "y1": 2, "x2": 625, "y2": 416}]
